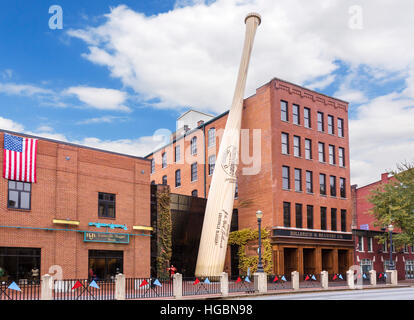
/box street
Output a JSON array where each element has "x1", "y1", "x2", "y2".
[{"x1": 231, "y1": 287, "x2": 414, "y2": 300}]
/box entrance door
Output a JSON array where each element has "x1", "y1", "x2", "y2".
[
  {"x1": 338, "y1": 250, "x2": 348, "y2": 275},
  {"x1": 303, "y1": 248, "x2": 316, "y2": 275},
  {"x1": 88, "y1": 250, "x2": 123, "y2": 281},
  {"x1": 284, "y1": 248, "x2": 298, "y2": 275},
  {"x1": 322, "y1": 249, "x2": 334, "y2": 274}
]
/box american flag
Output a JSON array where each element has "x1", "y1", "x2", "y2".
[{"x1": 3, "y1": 133, "x2": 38, "y2": 183}]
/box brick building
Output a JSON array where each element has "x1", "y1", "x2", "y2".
[
  {"x1": 352, "y1": 173, "x2": 414, "y2": 280},
  {"x1": 0, "y1": 130, "x2": 152, "y2": 282},
  {"x1": 146, "y1": 77, "x2": 354, "y2": 277}
]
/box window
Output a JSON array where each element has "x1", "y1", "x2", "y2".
[
  {"x1": 281, "y1": 100, "x2": 288, "y2": 121},
  {"x1": 162, "y1": 175, "x2": 167, "y2": 185},
  {"x1": 162, "y1": 152, "x2": 167, "y2": 168},
  {"x1": 8, "y1": 181, "x2": 31, "y2": 210},
  {"x1": 328, "y1": 115, "x2": 334, "y2": 134},
  {"x1": 151, "y1": 180, "x2": 155, "y2": 185},
  {"x1": 191, "y1": 137, "x2": 197, "y2": 155},
  {"x1": 281, "y1": 133, "x2": 289, "y2": 155},
  {"x1": 151, "y1": 159, "x2": 155, "y2": 174},
  {"x1": 296, "y1": 203, "x2": 303, "y2": 228},
  {"x1": 306, "y1": 171, "x2": 313, "y2": 193},
  {"x1": 317, "y1": 112, "x2": 324, "y2": 132},
  {"x1": 318, "y1": 142, "x2": 325, "y2": 162},
  {"x1": 307, "y1": 205, "x2": 314, "y2": 229},
  {"x1": 320, "y1": 173, "x2": 326, "y2": 195},
  {"x1": 293, "y1": 136, "x2": 301, "y2": 157},
  {"x1": 294, "y1": 168, "x2": 302, "y2": 192},
  {"x1": 191, "y1": 163, "x2": 198, "y2": 181},
  {"x1": 368, "y1": 237, "x2": 373, "y2": 252},
  {"x1": 357, "y1": 236, "x2": 364, "y2": 252},
  {"x1": 330, "y1": 176, "x2": 337, "y2": 197},
  {"x1": 208, "y1": 155, "x2": 216, "y2": 175},
  {"x1": 404, "y1": 244, "x2": 409, "y2": 253},
  {"x1": 175, "y1": 170, "x2": 181, "y2": 187},
  {"x1": 282, "y1": 166, "x2": 290, "y2": 190},
  {"x1": 191, "y1": 189, "x2": 198, "y2": 197},
  {"x1": 304, "y1": 107, "x2": 311, "y2": 128},
  {"x1": 328, "y1": 145, "x2": 335, "y2": 165},
  {"x1": 361, "y1": 259, "x2": 373, "y2": 274},
  {"x1": 338, "y1": 118, "x2": 344, "y2": 137},
  {"x1": 175, "y1": 145, "x2": 181, "y2": 163},
  {"x1": 208, "y1": 128, "x2": 216, "y2": 147},
  {"x1": 341, "y1": 209, "x2": 347, "y2": 232},
  {"x1": 283, "y1": 202, "x2": 291, "y2": 227},
  {"x1": 331, "y1": 208, "x2": 337, "y2": 231},
  {"x1": 98, "y1": 192, "x2": 116, "y2": 218},
  {"x1": 338, "y1": 147, "x2": 345, "y2": 167},
  {"x1": 320, "y1": 207, "x2": 327, "y2": 230},
  {"x1": 235, "y1": 180, "x2": 238, "y2": 199},
  {"x1": 293, "y1": 104, "x2": 300, "y2": 125},
  {"x1": 340, "y1": 178, "x2": 346, "y2": 198},
  {"x1": 305, "y1": 139, "x2": 312, "y2": 160},
  {"x1": 383, "y1": 239, "x2": 387, "y2": 253}
]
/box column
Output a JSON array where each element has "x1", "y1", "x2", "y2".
[
  {"x1": 332, "y1": 249, "x2": 339, "y2": 275},
  {"x1": 173, "y1": 273, "x2": 183, "y2": 299},
  {"x1": 115, "y1": 273, "x2": 125, "y2": 300},
  {"x1": 291, "y1": 271, "x2": 299, "y2": 290},
  {"x1": 254, "y1": 272, "x2": 267, "y2": 294},
  {"x1": 369, "y1": 270, "x2": 376, "y2": 286},
  {"x1": 220, "y1": 272, "x2": 229, "y2": 297},
  {"x1": 41, "y1": 274, "x2": 53, "y2": 300},
  {"x1": 346, "y1": 269, "x2": 355, "y2": 289},
  {"x1": 321, "y1": 271, "x2": 329, "y2": 289}
]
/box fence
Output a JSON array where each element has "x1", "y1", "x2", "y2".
[
  {"x1": 267, "y1": 274, "x2": 292, "y2": 291},
  {"x1": 126, "y1": 278, "x2": 173, "y2": 299},
  {"x1": 299, "y1": 274, "x2": 322, "y2": 288},
  {"x1": 328, "y1": 273, "x2": 347, "y2": 288},
  {"x1": 182, "y1": 276, "x2": 221, "y2": 296},
  {"x1": 228, "y1": 275, "x2": 255, "y2": 294},
  {"x1": 53, "y1": 279, "x2": 115, "y2": 300},
  {"x1": 377, "y1": 272, "x2": 387, "y2": 284},
  {"x1": 0, "y1": 280, "x2": 40, "y2": 300}
]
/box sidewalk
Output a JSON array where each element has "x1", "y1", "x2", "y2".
[{"x1": 131, "y1": 282, "x2": 413, "y2": 300}]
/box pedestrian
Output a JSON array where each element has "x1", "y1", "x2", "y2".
[{"x1": 167, "y1": 265, "x2": 177, "y2": 279}]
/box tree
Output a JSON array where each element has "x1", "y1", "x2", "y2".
[{"x1": 368, "y1": 162, "x2": 414, "y2": 249}]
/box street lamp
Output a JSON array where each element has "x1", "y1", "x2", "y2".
[
  {"x1": 388, "y1": 224, "x2": 394, "y2": 270},
  {"x1": 256, "y1": 210, "x2": 264, "y2": 273}
]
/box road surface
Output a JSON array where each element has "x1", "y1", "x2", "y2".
[{"x1": 231, "y1": 287, "x2": 414, "y2": 300}]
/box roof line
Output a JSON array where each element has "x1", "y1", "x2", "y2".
[{"x1": 0, "y1": 129, "x2": 150, "y2": 162}]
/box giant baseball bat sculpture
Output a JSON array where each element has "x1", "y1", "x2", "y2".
[{"x1": 195, "y1": 13, "x2": 261, "y2": 277}]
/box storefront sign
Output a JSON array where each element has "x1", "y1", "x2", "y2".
[
  {"x1": 84, "y1": 231, "x2": 129, "y2": 244},
  {"x1": 273, "y1": 229, "x2": 352, "y2": 240},
  {"x1": 88, "y1": 222, "x2": 128, "y2": 230}
]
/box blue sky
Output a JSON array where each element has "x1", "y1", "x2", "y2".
[{"x1": 1, "y1": 0, "x2": 414, "y2": 186}]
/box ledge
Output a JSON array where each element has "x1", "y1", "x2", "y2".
[{"x1": 52, "y1": 219, "x2": 80, "y2": 226}]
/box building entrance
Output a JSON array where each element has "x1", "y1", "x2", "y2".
[
  {"x1": 338, "y1": 250, "x2": 348, "y2": 275},
  {"x1": 284, "y1": 248, "x2": 298, "y2": 275},
  {"x1": 88, "y1": 250, "x2": 123, "y2": 281},
  {"x1": 303, "y1": 248, "x2": 316, "y2": 275},
  {"x1": 322, "y1": 249, "x2": 334, "y2": 274}
]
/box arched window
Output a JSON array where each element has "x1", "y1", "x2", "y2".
[
  {"x1": 162, "y1": 175, "x2": 167, "y2": 185},
  {"x1": 151, "y1": 159, "x2": 155, "y2": 173},
  {"x1": 191, "y1": 137, "x2": 197, "y2": 155},
  {"x1": 151, "y1": 180, "x2": 156, "y2": 185},
  {"x1": 191, "y1": 189, "x2": 198, "y2": 197},
  {"x1": 162, "y1": 152, "x2": 167, "y2": 168},
  {"x1": 175, "y1": 170, "x2": 181, "y2": 187},
  {"x1": 208, "y1": 128, "x2": 216, "y2": 147}
]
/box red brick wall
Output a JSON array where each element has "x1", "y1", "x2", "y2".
[{"x1": 0, "y1": 132, "x2": 151, "y2": 279}]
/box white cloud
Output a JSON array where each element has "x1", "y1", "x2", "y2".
[
  {"x1": 76, "y1": 115, "x2": 128, "y2": 125},
  {"x1": 0, "y1": 117, "x2": 25, "y2": 132},
  {"x1": 64, "y1": 86, "x2": 130, "y2": 112},
  {"x1": 0, "y1": 82, "x2": 54, "y2": 97}
]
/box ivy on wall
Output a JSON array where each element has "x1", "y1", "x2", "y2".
[
  {"x1": 156, "y1": 190, "x2": 172, "y2": 278},
  {"x1": 228, "y1": 228, "x2": 273, "y2": 274}
]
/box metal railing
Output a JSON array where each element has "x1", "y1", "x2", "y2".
[
  {"x1": 328, "y1": 273, "x2": 347, "y2": 287},
  {"x1": 377, "y1": 272, "x2": 387, "y2": 283},
  {"x1": 299, "y1": 274, "x2": 322, "y2": 288},
  {"x1": 53, "y1": 279, "x2": 115, "y2": 300},
  {"x1": 182, "y1": 276, "x2": 221, "y2": 296},
  {"x1": 126, "y1": 278, "x2": 173, "y2": 299},
  {"x1": 0, "y1": 280, "x2": 40, "y2": 300},
  {"x1": 267, "y1": 274, "x2": 292, "y2": 291},
  {"x1": 228, "y1": 275, "x2": 255, "y2": 293}
]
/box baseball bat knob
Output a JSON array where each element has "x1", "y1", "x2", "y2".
[{"x1": 245, "y1": 12, "x2": 261, "y2": 25}]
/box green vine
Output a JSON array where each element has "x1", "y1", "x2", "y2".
[
  {"x1": 156, "y1": 191, "x2": 172, "y2": 278},
  {"x1": 228, "y1": 228, "x2": 272, "y2": 274}
]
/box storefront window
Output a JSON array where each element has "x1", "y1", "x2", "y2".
[
  {"x1": 0, "y1": 247, "x2": 41, "y2": 282},
  {"x1": 88, "y1": 250, "x2": 123, "y2": 281}
]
